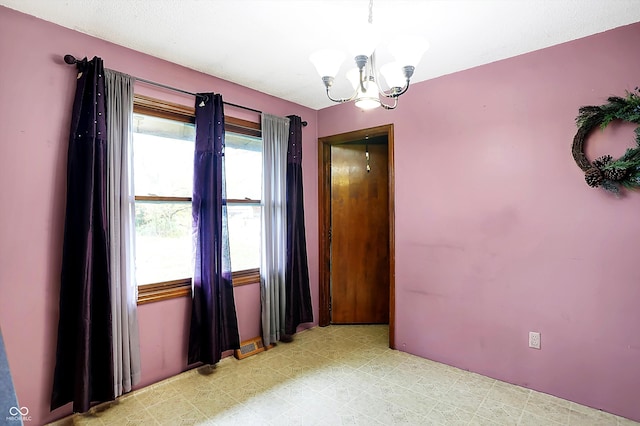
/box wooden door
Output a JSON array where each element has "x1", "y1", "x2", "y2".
[{"x1": 330, "y1": 140, "x2": 389, "y2": 324}]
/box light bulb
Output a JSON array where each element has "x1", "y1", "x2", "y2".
[
  {"x1": 354, "y1": 78, "x2": 381, "y2": 110},
  {"x1": 355, "y1": 96, "x2": 381, "y2": 110}
]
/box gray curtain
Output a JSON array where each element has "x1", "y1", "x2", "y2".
[
  {"x1": 105, "y1": 69, "x2": 141, "y2": 396},
  {"x1": 260, "y1": 114, "x2": 290, "y2": 346}
]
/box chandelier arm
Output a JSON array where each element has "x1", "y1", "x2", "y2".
[
  {"x1": 326, "y1": 87, "x2": 359, "y2": 104},
  {"x1": 379, "y1": 97, "x2": 399, "y2": 110},
  {"x1": 393, "y1": 80, "x2": 412, "y2": 97},
  {"x1": 378, "y1": 84, "x2": 405, "y2": 98},
  {"x1": 378, "y1": 64, "x2": 415, "y2": 98}
]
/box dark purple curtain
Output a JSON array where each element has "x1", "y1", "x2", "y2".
[
  {"x1": 51, "y1": 57, "x2": 114, "y2": 413},
  {"x1": 188, "y1": 93, "x2": 240, "y2": 365},
  {"x1": 284, "y1": 115, "x2": 313, "y2": 335}
]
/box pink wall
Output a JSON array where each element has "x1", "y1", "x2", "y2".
[
  {"x1": 3, "y1": 3, "x2": 640, "y2": 424},
  {"x1": 319, "y1": 22, "x2": 640, "y2": 422},
  {"x1": 0, "y1": 7, "x2": 318, "y2": 425}
]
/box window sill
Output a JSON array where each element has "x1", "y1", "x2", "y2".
[
  {"x1": 232, "y1": 268, "x2": 260, "y2": 287},
  {"x1": 137, "y1": 279, "x2": 191, "y2": 305},
  {"x1": 137, "y1": 269, "x2": 260, "y2": 305}
]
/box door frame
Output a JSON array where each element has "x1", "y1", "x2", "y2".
[{"x1": 317, "y1": 124, "x2": 396, "y2": 348}]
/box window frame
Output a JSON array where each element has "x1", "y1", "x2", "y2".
[{"x1": 133, "y1": 94, "x2": 262, "y2": 305}]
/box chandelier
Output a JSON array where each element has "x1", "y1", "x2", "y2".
[{"x1": 309, "y1": 0, "x2": 428, "y2": 110}]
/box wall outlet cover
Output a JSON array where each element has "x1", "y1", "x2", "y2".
[{"x1": 529, "y1": 331, "x2": 541, "y2": 349}]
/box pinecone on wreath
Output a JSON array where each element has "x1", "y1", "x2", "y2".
[
  {"x1": 603, "y1": 167, "x2": 627, "y2": 181},
  {"x1": 592, "y1": 155, "x2": 613, "y2": 169},
  {"x1": 585, "y1": 167, "x2": 603, "y2": 187}
]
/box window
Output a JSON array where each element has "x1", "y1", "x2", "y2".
[
  {"x1": 226, "y1": 133, "x2": 262, "y2": 273},
  {"x1": 132, "y1": 95, "x2": 262, "y2": 303},
  {"x1": 133, "y1": 114, "x2": 194, "y2": 286}
]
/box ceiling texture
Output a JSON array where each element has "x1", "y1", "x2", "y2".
[{"x1": 3, "y1": 0, "x2": 640, "y2": 110}]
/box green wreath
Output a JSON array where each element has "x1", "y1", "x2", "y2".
[{"x1": 572, "y1": 88, "x2": 640, "y2": 194}]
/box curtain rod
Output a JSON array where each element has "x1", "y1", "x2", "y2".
[{"x1": 63, "y1": 54, "x2": 307, "y2": 126}]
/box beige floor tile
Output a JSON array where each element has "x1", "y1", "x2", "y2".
[
  {"x1": 387, "y1": 366, "x2": 434, "y2": 387},
  {"x1": 393, "y1": 356, "x2": 441, "y2": 373},
  {"x1": 348, "y1": 392, "x2": 427, "y2": 425},
  {"x1": 456, "y1": 371, "x2": 497, "y2": 393},
  {"x1": 211, "y1": 409, "x2": 268, "y2": 426},
  {"x1": 276, "y1": 398, "x2": 340, "y2": 426},
  {"x1": 518, "y1": 410, "x2": 564, "y2": 425},
  {"x1": 475, "y1": 398, "x2": 523, "y2": 425},
  {"x1": 133, "y1": 382, "x2": 183, "y2": 408},
  {"x1": 528, "y1": 389, "x2": 572, "y2": 408},
  {"x1": 384, "y1": 387, "x2": 439, "y2": 417},
  {"x1": 223, "y1": 380, "x2": 265, "y2": 402},
  {"x1": 322, "y1": 363, "x2": 359, "y2": 379},
  {"x1": 321, "y1": 347, "x2": 364, "y2": 362},
  {"x1": 619, "y1": 416, "x2": 640, "y2": 426},
  {"x1": 340, "y1": 353, "x2": 375, "y2": 369},
  {"x1": 312, "y1": 405, "x2": 386, "y2": 426},
  {"x1": 46, "y1": 325, "x2": 639, "y2": 426},
  {"x1": 568, "y1": 407, "x2": 620, "y2": 426},
  {"x1": 367, "y1": 350, "x2": 405, "y2": 367},
  {"x1": 234, "y1": 393, "x2": 295, "y2": 422},
  {"x1": 429, "y1": 363, "x2": 466, "y2": 380},
  {"x1": 411, "y1": 378, "x2": 457, "y2": 400},
  {"x1": 357, "y1": 345, "x2": 393, "y2": 358},
  {"x1": 187, "y1": 390, "x2": 239, "y2": 418},
  {"x1": 305, "y1": 392, "x2": 347, "y2": 412},
  {"x1": 146, "y1": 395, "x2": 205, "y2": 425},
  {"x1": 445, "y1": 386, "x2": 489, "y2": 413},
  {"x1": 319, "y1": 379, "x2": 362, "y2": 402},
  {"x1": 355, "y1": 372, "x2": 406, "y2": 399},
  {"x1": 94, "y1": 398, "x2": 157, "y2": 426},
  {"x1": 298, "y1": 371, "x2": 340, "y2": 392},
  {"x1": 357, "y1": 359, "x2": 396, "y2": 378},
  {"x1": 523, "y1": 395, "x2": 572, "y2": 424},
  {"x1": 485, "y1": 382, "x2": 531, "y2": 410},
  {"x1": 469, "y1": 415, "x2": 503, "y2": 425},
  {"x1": 426, "y1": 401, "x2": 476, "y2": 425}
]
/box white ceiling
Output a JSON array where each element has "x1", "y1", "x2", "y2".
[{"x1": 3, "y1": 0, "x2": 640, "y2": 110}]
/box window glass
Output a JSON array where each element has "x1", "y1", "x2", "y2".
[
  {"x1": 225, "y1": 133, "x2": 262, "y2": 200},
  {"x1": 227, "y1": 204, "x2": 261, "y2": 271},
  {"x1": 133, "y1": 114, "x2": 194, "y2": 285},
  {"x1": 226, "y1": 132, "x2": 262, "y2": 271},
  {"x1": 133, "y1": 114, "x2": 194, "y2": 197},
  {"x1": 134, "y1": 201, "x2": 192, "y2": 284}
]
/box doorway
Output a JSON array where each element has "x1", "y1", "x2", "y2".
[{"x1": 318, "y1": 124, "x2": 395, "y2": 347}]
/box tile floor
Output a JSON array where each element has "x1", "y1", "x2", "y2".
[{"x1": 49, "y1": 325, "x2": 638, "y2": 425}]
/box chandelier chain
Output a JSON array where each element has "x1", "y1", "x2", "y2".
[{"x1": 368, "y1": 0, "x2": 373, "y2": 24}]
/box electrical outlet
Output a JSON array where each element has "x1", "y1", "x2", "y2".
[{"x1": 529, "y1": 331, "x2": 541, "y2": 349}]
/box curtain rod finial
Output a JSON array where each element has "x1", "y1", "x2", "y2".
[{"x1": 64, "y1": 54, "x2": 77, "y2": 65}]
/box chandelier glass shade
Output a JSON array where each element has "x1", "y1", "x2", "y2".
[{"x1": 309, "y1": 1, "x2": 428, "y2": 110}]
